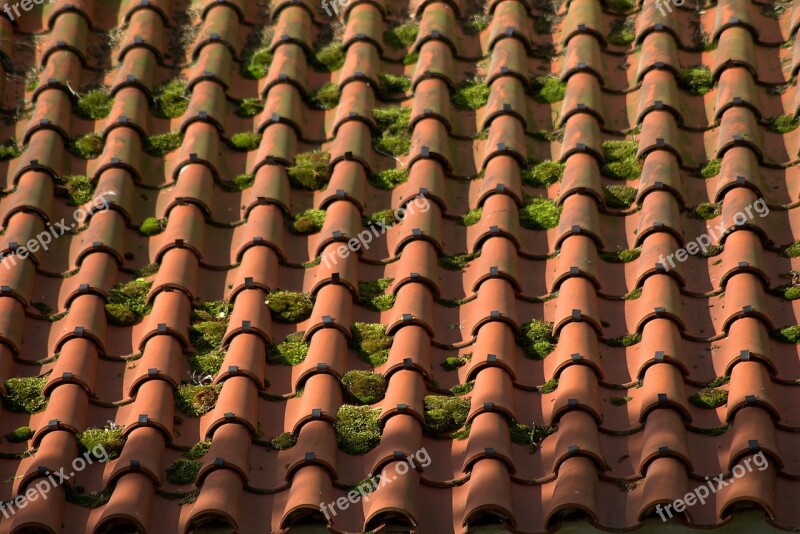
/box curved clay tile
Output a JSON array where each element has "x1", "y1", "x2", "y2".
[
  {"x1": 545, "y1": 456, "x2": 599, "y2": 527},
  {"x1": 462, "y1": 458, "x2": 515, "y2": 527},
  {"x1": 184, "y1": 469, "x2": 243, "y2": 531},
  {"x1": 106, "y1": 426, "x2": 165, "y2": 487},
  {"x1": 94, "y1": 472, "x2": 155, "y2": 533}
]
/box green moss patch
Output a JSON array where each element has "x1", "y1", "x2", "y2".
[
  {"x1": 693, "y1": 202, "x2": 721, "y2": 220},
  {"x1": 269, "y1": 432, "x2": 296, "y2": 450},
  {"x1": 310, "y1": 83, "x2": 340, "y2": 110},
  {"x1": 766, "y1": 115, "x2": 799, "y2": 134},
  {"x1": 423, "y1": 395, "x2": 470, "y2": 434},
  {"x1": 176, "y1": 383, "x2": 222, "y2": 417},
  {"x1": 783, "y1": 241, "x2": 800, "y2": 258},
  {"x1": 364, "y1": 210, "x2": 397, "y2": 228},
  {"x1": 68, "y1": 133, "x2": 104, "y2": 159},
  {"x1": 509, "y1": 422, "x2": 555, "y2": 445},
  {"x1": 230, "y1": 132, "x2": 262, "y2": 151},
  {"x1": 266, "y1": 290, "x2": 313, "y2": 323},
  {"x1": 680, "y1": 66, "x2": 713, "y2": 95},
  {"x1": 606, "y1": 332, "x2": 642, "y2": 347},
  {"x1": 452, "y1": 80, "x2": 490, "y2": 110},
  {"x1": 334, "y1": 405, "x2": 381, "y2": 454},
  {"x1": 441, "y1": 353, "x2": 470, "y2": 371},
  {"x1": 773, "y1": 326, "x2": 800, "y2": 343},
  {"x1": 144, "y1": 132, "x2": 184, "y2": 157},
  {"x1": 608, "y1": 18, "x2": 635, "y2": 45},
  {"x1": 520, "y1": 195, "x2": 562, "y2": 230},
  {"x1": 610, "y1": 396, "x2": 632, "y2": 406},
  {"x1": 369, "y1": 168, "x2": 408, "y2": 190},
  {"x1": 351, "y1": 322, "x2": 393, "y2": 366},
  {"x1": 31, "y1": 301, "x2": 53, "y2": 315},
  {"x1": 54, "y1": 174, "x2": 95, "y2": 206},
  {"x1": 242, "y1": 48, "x2": 273, "y2": 79},
  {"x1": 358, "y1": 278, "x2": 395, "y2": 312},
  {"x1": 402, "y1": 51, "x2": 419, "y2": 65},
  {"x1": 461, "y1": 207, "x2": 482, "y2": 226},
  {"x1": 139, "y1": 217, "x2": 167, "y2": 236},
  {"x1": 192, "y1": 300, "x2": 233, "y2": 323},
  {"x1": 522, "y1": 160, "x2": 565, "y2": 187},
  {"x1": 700, "y1": 159, "x2": 721, "y2": 178},
  {"x1": 624, "y1": 287, "x2": 642, "y2": 300},
  {"x1": 605, "y1": 0, "x2": 634, "y2": 11},
  {"x1": 600, "y1": 248, "x2": 642, "y2": 263},
  {"x1": 0, "y1": 139, "x2": 22, "y2": 161},
  {"x1": 153, "y1": 80, "x2": 189, "y2": 119},
  {"x1": 77, "y1": 423, "x2": 126, "y2": 459},
  {"x1": 313, "y1": 42, "x2": 346, "y2": 71},
  {"x1": 462, "y1": 14, "x2": 489, "y2": 34},
  {"x1": 237, "y1": 97, "x2": 264, "y2": 117},
  {"x1": 76, "y1": 89, "x2": 113, "y2": 119},
  {"x1": 3, "y1": 376, "x2": 47, "y2": 413},
  {"x1": 268, "y1": 332, "x2": 309, "y2": 365},
  {"x1": 451, "y1": 381, "x2": 474, "y2": 396},
  {"x1": 603, "y1": 184, "x2": 637, "y2": 208},
  {"x1": 762, "y1": 0, "x2": 790, "y2": 18},
  {"x1": 539, "y1": 378, "x2": 558, "y2": 394},
  {"x1": 689, "y1": 387, "x2": 728, "y2": 408},
  {"x1": 530, "y1": 75, "x2": 566, "y2": 104},
  {"x1": 188, "y1": 322, "x2": 227, "y2": 376},
  {"x1": 105, "y1": 279, "x2": 152, "y2": 326},
  {"x1": 438, "y1": 252, "x2": 477, "y2": 271},
  {"x1": 384, "y1": 23, "x2": 419, "y2": 49},
  {"x1": 65, "y1": 486, "x2": 112, "y2": 508},
  {"x1": 288, "y1": 150, "x2": 331, "y2": 190},
  {"x1": 166, "y1": 457, "x2": 202, "y2": 485},
  {"x1": 379, "y1": 73, "x2": 411, "y2": 96},
  {"x1": 231, "y1": 173, "x2": 255, "y2": 191},
  {"x1": 5, "y1": 426, "x2": 33, "y2": 443},
  {"x1": 342, "y1": 370, "x2": 387, "y2": 404},
  {"x1": 786, "y1": 287, "x2": 800, "y2": 300},
  {"x1": 291, "y1": 209, "x2": 326, "y2": 234},
  {"x1": 373, "y1": 106, "x2": 412, "y2": 156},
  {"x1": 601, "y1": 140, "x2": 642, "y2": 180},
  {"x1": 519, "y1": 319, "x2": 557, "y2": 359}
]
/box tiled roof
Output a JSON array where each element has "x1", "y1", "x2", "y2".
[{"x1": 0, "y1": 0, "x2": 798, "y2": 532}]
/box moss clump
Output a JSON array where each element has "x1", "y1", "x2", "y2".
[
  {"x1": 153, "y1": 80, "x2": 189, "y2": 119},
  {"x1": 5, "y1": 426, "x2": 33, "y2": 443},
  {"x1": 65, "y1": 486, "x2": 112, "y2": 508},
  {"x1": 600, "y1": 248, "x2": 642, "y2": 263},
  {"x1": 700, "y1": 159, "x2": 721, "y2": 178},
  {"x1": 441, "y1": 355, "x2": 469, "y2": 370},
  {"x1": 139, "y1": 217, "x2": 167, "y2": 236},
  {"x1": 605, "y1": 0, "x2": 634, "y2": 11},
  {"x1": 520, "y1": 195, "x2": 562, "y2": 230},
  {"x1": 767, "y1": 115, "x2": 799, "y2": 134},
  {"x1": 423, "y1": 395, "x2": 470, "y2": 434},
  {"x1": 77, "y1": 424, "x2": 126, "y2": 459},
  {"x1": 539, "y1": 378, "x2": 558, "y2": 394},
  {"x1": 236, "y1": 97, "x2": 264, "y2": 117},
  {"x1": 369, "y1": 168, "x2": 408, "y2": 190},
  {"x1": 31, "y1": 301, "x2": 53, "y2": 315},
  {"x1": 462, "y1": 14, "x2": 489, "y2": 34},
  {"x1": 607, "y1": 332, "x2": 642, "y2": 347},
  {"x1": 519, "y1": 319, "x2": 556, "y2": 359},
  {"x1": 378, "y1": 73, "x2": 411, "y2": 96},
  {"x1": 144, "y1": 132, "x2": 184, "y2": 157},
  {"x1": 364, "y1": 210, "x2": 397, "y2": 228},
  {"x1": 266, "y1": 290, "x2": 313, "y2": 323},
  {"x1": 509, "y1": 422, "x2": 555, "y2": 444},
  {"x1": 287, "y1": 150, "x2": 331, "y2": 190},
  {"x1": 773, "y1": 326, "x2": 800, "y2": 343},
  {"x1": 373, "y1": 106, "x2": 412, "y2": 156},
  {"x1": 175, "y1": 384, "x2": 222, "y2": 417},
  {"x1": 451, "y1": 381, "x2": 474, "y2": 396},
  {"x1": 223, "y1": 173, "x2": 255, "y2": 191},
  {"x1": 76, "y1": 89, "x2": 113, "y2": 119},
  {"x1": 269, "y1": 432, "x2": 296, "y2": 450},
  {"x1": 313, "y1": 42, "x2": 346, "y2": 71},
  {"x1": 351, "y1": 322, "x2": 393, "y2": 366},
  {"x1": 54, "y1": 174, "x2": 95, "y2": 206},
  {"x1": 531, "y1": 75, "x2": 566, "y2": 104},
  {"x1": 166, "y1": 457, "x2": 202, "y2": 485},
  {"x1": 522, "y1": 160, "x2": 565, "y2": 187},
  {"x1": 438, "y1": 253, "x2": 477, "y2": 271},
  {"x1": 268, "y1": 332, "x2": 309, "y2": 365},
  {"x1": 689, "y1": 387, "x2": 728, "y2": 408},
  {"x1": 191, "y1": 300, "x2": 233, "y2": 323},
  {"x1": 762, "y1": 0, "x2": 790, "y2": 18},
  {"x1": 334, "y1": 405, "x2": 381, "y2": 454},
  {"x1": 402, "y1": 51, "x2": 419, "y2": 65},
  {"x1": 694, "y1": 202, "x2": 721, "y2": 220},
  {"x1": 608, "y1": 18, "x2": 635, "y2": 45},
  {"x1": 452, "y1": 80, "x2": 490, "y2": 110},
  {"x1": 230, "y1": 132, "x2": 262, "y2": 151},
  {"x1": 783, "y1": 241, "x2": 800, "y2": 258},
  {"x1": 680, "y1": 66, "x2": 713, "y2": 95},
  {"x1": 0, "y1": 139, "x2": 22, "y2": 161},
  {"x1": 603, "y1": 185, "x2": 637, "y2": 208},
  {"x1": 68, "y1": 133, "x2": 104, "y2": 159},
  {"x1": 310, "y1": 83, "x2": 340, "y2": 110},
  {"x1": 625, "y1": 287, "x2": 642, "y2": 300},
  {"x1": 601, "y1": 140, "x2": 642, "y2": 180},
  {"x1": 188, "y1": 320, "x2": 227, "y2": 376},
  {"x1": 105, "y1": 279, "x2": 152, "y2": 326},
  {"x1": 4, "y1": 376, "x2": 47, "y2": 413},
  {"x1": 610, "y1": 396, "x2": 632, "y2": 406},
  {"x1": 358, "y1": 278, "x2": 395, "y2": 312},
  {"x1": 291, "y1": 209, "x2": 326, "y2": 234},
  {"x1": 242, "y1": 48, "x2": 273, "y2": 79},
  {"x1": 342, "y1": 370, "x2": 387, "y2": 404},
  {"x1": 461, "y1": 208, "x2": 482, "y2": 226},
  {"x1": 384, "y1": 23, "x2": 419, "y2": 49},
  {"x1": 785, "y1": 287, "x2": 800, "y2": 300}
]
